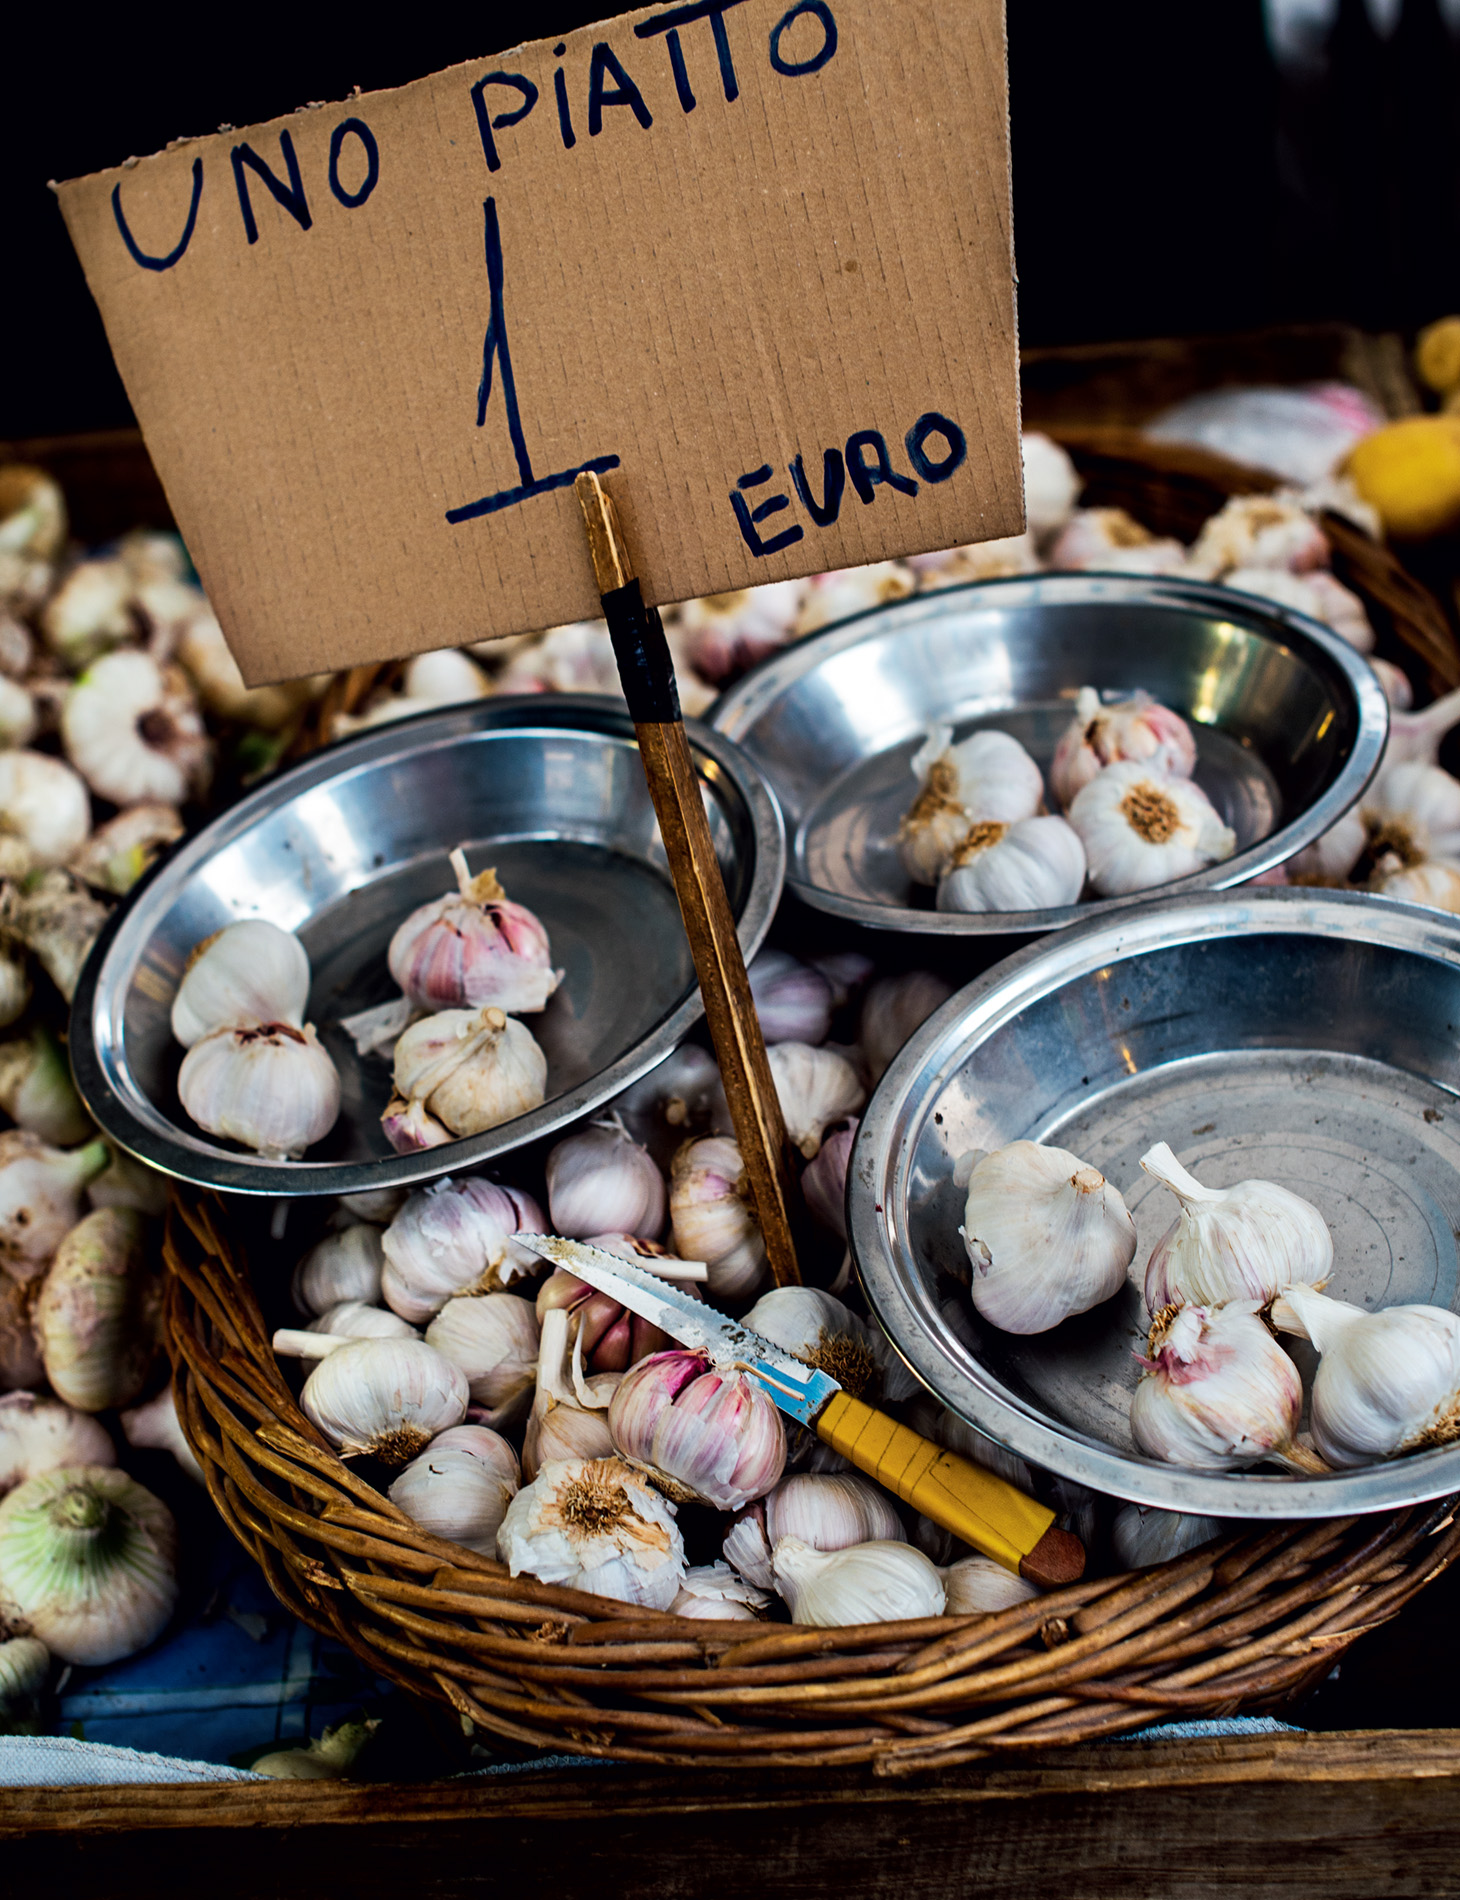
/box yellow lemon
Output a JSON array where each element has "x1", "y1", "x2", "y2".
[
  {"x1": 1345, "y1": 415, "x2": 1460, "y2": 540},
  {"x1": 1416, "y1": 316, "x2": 1460, "y2": 397}
]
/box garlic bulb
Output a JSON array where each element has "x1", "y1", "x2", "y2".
[
  {"x1": 767, "y1": 1042, "x2": 864, "y2": 1160},
  {"x1": 0, "y1": 468, "x2": 66, "y2": 563},
  {"x1": 1050, "y1": 688, "x2": 1197, "y2": 810},
  {"x1": 668, "y1": 1137, "x2": 766, "y2": 1299},
  {"x1": 609, "y1": 1044, "x2": 726, "y2": 1166},
  {"x1": 748, "y1": 949, "x2": 834, "y2": 1046},
  {"x1": 388, "y1": 1423, "x2": 520, "y2": 1554},
  {"x1": 1288, "y1": 808, "x2": 1367, "y2": 884},
  {"x1": 1185, "y1": 494, "x2": 1330, "y2": 577},
  {"x1": 388, "y1": 851, "x2": 559, "y2": 1015},
  {"x1": 800, "y1": 1119, "x2": 857, "y2": 1241},
  {"x1": 292, "y1": 1223, "x2": 385, "y2": 1317},
  {"x1": 677, "y1": 581, "x2": 804, "y2": 682},
  {"x1": 300, "y1": 1337, "x2": 468, "y2": 1465},
  {"x1": 1021, "y1": 431, "x2": 1081, "y2": 542},
  {"x1": 1068, "y1": 761, "x2": 1236, "y2": 897},
  {"x1": 772, "y1": 1535, "x2": 945, "y2": 1626},
  {"x1": 1110, "y1": 1504, "x2": 1224, "y2": 1571},
  {"x1": 940, "y1": 1554, "x2": 1042, "y2": 1614},
  {"x1": 609, "y1": 1348, "x2": 786, "y2": 1509},
  {"x1": 1271, "y1": 1283, "x2": 1460, "y2": 1467},
  {"x1": 900, "y1": 725, "x2": 1044, "y2": 886},
  {"x1": 0, "y1": 1275, "x2": 44, "y2": 1389},
  {"x1": 859, "y1": 971, "x2": 953, "y2": 1084},
  {"x1": 522, "y1": 1306, "x2": 620, "y2": 1479},
  {"x1": 0, "y1": 945, "x2": 29, "y2": 1033},
  {"x1": 171, "y1": 920, "x2": 311, "y2": 1048},
  {"x1": 0, "y1": 1391, "x2": 114, "y2": 1494},
  {"x1": 40, "y1": 559, "x2": 134, "y2": 668},
  {"x1": 1381, "y1": 686, "x2": 1460, "y2": 770},
  {"x1": 62, "y1": 651, "x2": 211, "y2": 806},
  {"x1": 381, "y1": 1094, "x2": 454, "y2": 1154},
  {"x1": 937, "y1": 815, "x2": 1087, "y2": 914},
  {"x1": 0, "y1": 1025, "x2": 91, "y2": 1146},
  {"x1": 176, "y1": 610, "x2": 317, "y2": 730},
  {"x1": 0, "y1": 1466, "x2": 177, "y2": 1665},
  {"x1": 545, "y1": 1117, "x2": 666, "y2": 1240},
  {"x1": 1372, "y1": 859, "x2": 1460, "y2": 913},
  {"x1": 252, "y1": 1718, "x2": 380, "y2": 1782},
  {"x1": 86, "y1": 1143, "x2": 170, "y2": 1219},
  {"x1": 35, "y1": 1208, "x2": 157, "y2": 1412},
  {"x1": 0, "y1": 615, "x2": 33, "y2": 681},
  {"x1": 381, "y1": 1178, "x2": 546, "y2": 1321},
  {"x1": 1140, "y1": 1141, "x2": 1333, "y2": 1310},
  {"x1": 1049, "y1": 509, "x2": 1186, "y2": 575},
  {"x1": 793, "y1": 562, "x2": 914, "y2": 636},
  {"x1": 1131, "y1": 1303, "x2": 1302, "y2": 1471},
  {"x1": 960, "y1": 1141, "x2": 1136, "y2": 1334},
  {"x1": 337, "y1": 1187, "x2": 406, "y2": 1226},
  {"x1": 1363, "y1": 761, "x2": 1460, "y2": 865},
  {"x1": 68, "y1": 802, "x2": 183, "y2": 897},
  {"x1": 909, "y1": 534, "x2": 1039, "y2": 589},
  {"x1": 391, "y1": 1004, "x2": 546, "y2": 1138},
  {"x1": 424, "y1": 1291, "x2": 540, "y2": 1427},
  {"x1": 671, "y1": 1560, "x2": 769, "y2": 1620},
  {"x1": 496, "y1": 1455, "x2": 687, "y2": 1609},
  {"x1": 0, "y1": 677, "x2": 36, "y2": 749},
  {"x1": 744, "y1": 1283, "x2": 914, "y2": 1403},
  {"x1": 809, "y1": 951, "x2": 875, "y2": 1009},
  {"x1": 0, "y1": 1635, "x2": 49, "y2": 1719},
  {"x1": 765, "y1": 1471, "x2": 905, "y2": 1552},
  {"x1": 1219, "y1": 568, "x2": 1376, "y2": 653},
  {"x1": 0, "y1": 872, "x2": 108, "y2": 1002},
  {"x1": 178, "y1": 1021, "x2": 341, "y2": 1158},
  {"x1": 311, "y1": 1301, "x2": 418, "y2": 1341},
  {"x1": 121, "y1": 1386, "x2": 204, "y2": 1484},
  {"x1": 0, "y1": 751, "x2": 90, "y2": 867},
  {"x1": 0, "y1": 1133, "x2": 108, "y2": 1281},
  {"x1": 400, "y1": 647, "x2": 491, "y2": 705}
]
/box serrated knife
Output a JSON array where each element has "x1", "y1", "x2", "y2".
[{"x1": 517, "y1": 1234, "x2": 1083, "y2": 1587}]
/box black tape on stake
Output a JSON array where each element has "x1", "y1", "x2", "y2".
[{"x1": 601, "y1": 579, "x2": 682, "y2": 724}]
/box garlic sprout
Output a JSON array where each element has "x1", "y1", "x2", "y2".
[
  {"x1": 772, "y1": 1535, "x2": 945, "y2": 1626},
  {"x1": 496, "y1": 1455, "x2": 687, "y2": 1609},
  {"x1": 171, "y1": 919, "x2": 311, "y2": 1048}
]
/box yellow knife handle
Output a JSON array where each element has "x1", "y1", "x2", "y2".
[{"x1": 816, "y1": 1391, "x2": 1076, "y2": 1580}]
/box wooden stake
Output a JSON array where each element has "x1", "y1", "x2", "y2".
[{"x1": 575, "y1": 472, "x2": 801, "y2": 1287}]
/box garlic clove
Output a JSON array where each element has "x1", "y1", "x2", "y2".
[
  {"x1": 388, "y1": 1423, "x2": 520, "y2": 1554},
  {"x1": 1068, "y1": 762, "x2": 1236, "y2": 897},
  {"x1": 381, "y1": 1178, "x2": 547, "y2": 1322},
  {"x1": 671, "y1": 1559, "x2": 769, "y2": 1620},
  {"x1": 1140, "y1": 1141, "x2": 1333, "y2": 1311},
  {"x1": 766, "y1": 1042, "x2": 864, "y2": 1159},
  {"x1": 1131, "y1": 1303, "x2": 1302, "y2": 1471},
  {"x1": 381, "y1": 1093, "x2": 455, "y2": 1153},
  {"x1": 391, "y1": 1004, "x2": 547, "y2": 1138},
  {"x1": 0, "y1": 750, "x2": 91, "y2": 869},
  {"x1": 545, "y1": 1117, "x2": 667, "y2": 1240},
  {"x1": 0, "y1": 1391, "x2": 115, "y2": 1493},
  {"x1": 748, "y1": 949, "x2": 834, "y2": 1046},
  {"x1": 959, "y1": 1141, "x2": 1136, "y2": 1335},
  {"x1": 936, "y1": 814, "x2": 1088, "y2": 913},
  {"x1": 668, "y1": 1137, "x2": 766, "y2": 1300},
  {"x1": 388, "y1": 851, "x2": 559, "y2": 1016},
  {"x1": 496, "y1": 1455, "x2": 687, "y2": 1609},
  {"x1": 608, "y1": 1348, "x2": 786, "y2": 1510},
  {"x1": 171, "y1": 920, "x2": 311, "y2": 1049},
  {"x1": 300, "y1": 1336, "x2": 469, "y2": 1465},
  {"x1": 858, "y1": 971, "x2": 953, "y2": 1085},
  {"x1": 62, "y1": 650, "x2": 212, "y2": 807},
  {"x1": 939, "y1": 1553, "x2": 1042, "y2": 1614},
  {"x1": 178, "y1": 1021, "x2": 341, "y2": 1158},
  {"x1": 772, "y1": 1535, "x2": 945, "y2": 1626},
  {"x1": 1050, "y1": 688, "x2": 1196, "y2": 810},
  {"x1": 292, "y1": 1223, "x2": 386, "y2": 1316},
  {"x1": 424, "y1": 1291, "x2": 540, "y2": 1428},
  {"x1": 34, "y1": 1207, "x2": 159, "y2": 1413},
  {"x1": 1049, "y1": 509, "x2": 1187, "y2": 575}
]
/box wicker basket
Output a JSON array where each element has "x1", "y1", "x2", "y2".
[{"x1": 164, "y1": 1196, "x2": 1460, "y2": 1773}]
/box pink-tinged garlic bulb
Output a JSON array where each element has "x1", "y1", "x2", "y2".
[
  {"x1": 801, "y1": 1118, "x2": 858, "y2": 1240},
  {"x1": 906, "y1": 534, "x2": 1038, "y2": 588},
  {"x1": 748, "y1": 949, "x2": 834, "y2": 1047},
  {"x1": 668, "y1": 1137, "x2": 766, "y2": 1299},
  {"x1": 380, "y1": 1095, "x2": 454, "y2": 1154},
  {"x1": 544, "y1": 1117, "x2": 666, "y2": 1240},
  {"x1": 859, "y1": 972, "x2": 953, "y2": 1085},
  {"x1": 1185, "y1": 494, "x2": 1330, "y2": 578},
  {"x1": 535, "y1": 1257, "x2": 687, "y2": 1377},
  {"x1": 670, "y1": 1560, "x2": 768, "y2": 1620},
  {"x1": 388, "y1": 849, "x2": 559, "y2": 1015},
  {"x1": 1131, "y1": 1304, "x2": 1302, "y2": 1471},
  {"x1": 380, "y1": 1178, "x2": 546, "y2": 1322},
  {"x1": 390, "y1": 1005, "x2": 547, "y2": 1139},
  {"x1": 609, "y1": 1348, "x2": 786, "y2": 1510},
  {"x1": 1050, "y1": 688, "x2": 1196, "y2": 809},
  {"x1": 676, "y1": 581, "x2": 804, "y2": 683},
  {"x1": 1048, "y1": 510, "x2": 1186, "y2": 575}
]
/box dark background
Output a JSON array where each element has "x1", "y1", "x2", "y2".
[{"x1": 4, "y1": 0, "x2": 1460, "y2": 440}]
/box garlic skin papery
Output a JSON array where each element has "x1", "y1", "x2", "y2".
[
  {"x1": 1271, "y1": 1283, "x2": 1460, "y2": 1467},
  {"x1": 772, "y1": 1536, "x2": 945, "y2": 1626},
  {"x1": 859, "y1": 972, "x2": 954, "y2": 1084},
  {"x1": 765, "y1": 1471, "x2": 905, "y2": 1552},
  {"x1": 388, "y1": 851, "x2": 559, "y2": 1016},
  {"x1": 1131, "y1": 1303, "x2": 1302, "y2": 1471},
  {"x1": 1362, "y1": 762, "x2": 1460, "y2": 866},
  {"x1": 1050, "y1": 688, "x2": 1197, "y2": 810},
  {"x1": 940, "y1": 1554, "x2": 1042, "y2": 1615},
  {"x1": 1372, "y1": 859, "x2": 1460, "y2": 914},
  {"x1": 0, "y1": 1134, "x2": 108, "y2": 1282},
  {"x1": 609, "y1": 1044, "x2": 726, "y2": 1167},
  {"x1": 35, "y1": 1208, "x2": 157, "y2": 1413},
  {"x1": 1185, "y1": 493, "x2": 1330, "y2": 577},
  {"x1": 0, "y1": 750, "x2": 90, "y2": 868},
  {"x1": 545, "y1": 1118, "x2": 666, "y2": 1240},
  {"x1": 1140, "y1": 1141, "x2": 1333, "y2": 1311},
  {"x1": 179, "y1": 1022, "x2": 341, "y2": 1159},
  {"x1": 1049, "y1": 509, "x2": 1187, "y2": 575},
  {"x1": 0, "y1": 1391, "x2": 114, "y2": 1493},
  {"x1": 744, "y1": 1284, "x2": 915, "y2": 1403},
  {"x1": 310, "y1": 1301, "x2": 418, "y2": 1341},
  {"x1": 671, "y1": 1560, "x2": 769, "y2": 1621},
  {"x1": 388, "y1": 1424, "x2": 520, "y2": 1555},
  {"x1": 391, "y1": 1005, "x2": 547, "y2": 1139},
  {"x1": 496, "y1": 1455, "x2": 687, "y2": 1609},
  {"x1": 121, "y1": 1386, "x2": 204, "y2": 1485},
  {"x1": 936, "y1": 815, "x2": 1087, "y2": 914},
  {"x1": 748, "y1": 949, "x2": 834, "y2": 1046},
  {"x1": 381, "y1": 1178, "x2": 546, "y2": 1321},
  {"x1": 0, "y1": 1465, "x2": 177, "y2": 1665},
  {"x1": 292, "y1": 1224, "x2": 385, "y2": 1317},
  {"x1": 1110, "y1": 1504, "x2": 1224, "y2": 1571},
  {"x1": 424, "y1": 1291, "x2": 540, "y2": 1428},
  {"x1": 171, "y1": 920, "x2": 311, "y2": 1049},
  {"x1": 62, "y1": 651, "x2": 212, "y2": 806},
  {"x1": 301, "y1": 1337, "x2": 468, "y2": 1466},
  {"x1": 960, "y1": 1141, "x2": 1136, "y2": 1335},
  {"x1": 1068, "y1": 761, "x2": 1236, "y2": 897},
  {"x1": 767, "y1": 1042, "x2": 865, "y2": 1160},
  {"x1": 0, "y1": 1025, "x2": 92, "y2": 1147},
  {"x1": 521, "y1": 1307, "x2": 620, "y2": 1479},
  {"x1": 676, "y1": 581, "x2": 804, "y2": 682},
  {"x1": 608, "y1": 1348, "x2": 786, "y2": 1510},
  {"x1": 900, "y1": 725, "x2": 1045, "y2": 886},
  {"x1": 668, "y1": 1137, "x2": 766, "y2": 1299},
  {"x1": 801, "y1": 1119, "x2": 857, "y2": 1241}
]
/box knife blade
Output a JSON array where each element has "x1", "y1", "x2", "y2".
[{"x1": 518, "y1": 1234, "x2": 1083, "y2": 1588}]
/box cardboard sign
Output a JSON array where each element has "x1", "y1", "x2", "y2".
[{"x1": 57, "y1": 0, "x2": 1020, "y2": 685}]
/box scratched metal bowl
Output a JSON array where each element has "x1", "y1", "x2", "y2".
[
  {"x1": 850, "y1": 887, "x2": 1460, "y2": 1517},
  {"x1": 710, "y1": 573, "x2": 1388, "y2": 936},
  {"x1": 70, "y1": 696, "x2": 784, "y2": 1198}
]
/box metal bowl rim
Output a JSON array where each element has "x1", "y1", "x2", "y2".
[
  {"x1": 69, "y1": 694, "x2": 786, "y2": 1199},
  {"x1": 850, "y1": 885, "x2": 1460, "y2": 1516},
  {"x1": 710, "y1": 571, "x2": 1390, "y2": 935}
]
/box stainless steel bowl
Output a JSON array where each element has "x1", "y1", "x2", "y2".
[
  {"x1": 851, "y1": 887, "x2": 1460, "y2": 1517},
  {"x1": 71, "y1": 696, "x2": 784, "y2": 1198},
  {"x1": 710, "y1": 574, "x2": 1388, "y2": 935}
]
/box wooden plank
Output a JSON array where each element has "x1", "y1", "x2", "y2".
[{"x1": 4, "y1": 1731, "x2": 1460, "y2": 1897}]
